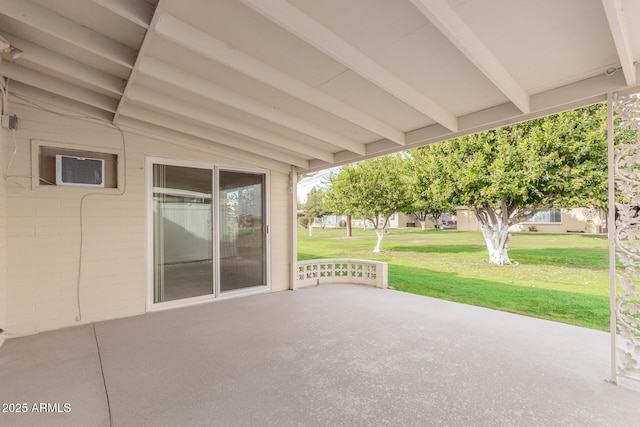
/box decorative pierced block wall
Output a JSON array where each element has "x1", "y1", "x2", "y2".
[
  {"x1": 296, "y1": 259, "x2": 388, "y2": 289},
  {"x1": 613, "y1": 94, "x2": 640, "y2": 381}
]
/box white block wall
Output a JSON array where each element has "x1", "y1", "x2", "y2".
[{"x1": 2, "y1": 103, "x2": 291, "y2": 337}]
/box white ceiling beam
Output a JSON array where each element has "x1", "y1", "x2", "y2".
[
  {"x1": 0, "y1": 32, "x2": 125, "y2": 97},
  {"x1": 409, "y1": 0, "x2": 530, "y2": 114},
  {"x1": 8, "y1": 81, "x2": 115, "y2": 122},
  {"x1": 136, "y1": 57, "x2": 367, "y2": 155},
  {"x1": 1, "y1": 0, "x2": 137, "y2": 68},
  {"x1": 0, "y1": 62, "x2": 119, "y2": 112},
  {"x1": 305, "y1": 64, "x2": 640, "y2": 173},
  {"x1": 239, "y1": 0, "x2": 458, "y2": 132},
  {"x1": 126, "y1": 86, "x2": 334, "y2": 163},
  {"x1": 118, "y1": 104, "x2": 310, "y2": 168},
  {"x1": 113, "y1": 0, "x2": 167, "y2": 121},
  {"x1": 601, "y1": 0, "x2": 636, "y2": 86},
  {"x1": 92, "y1": 0, "x2": 154, "y2": 29},
  {"x1": 116, "y1": 116, "x2": 294, "y2": 173},
  {"x1": 155, "y1": 13, "x2": 406, "y2": 146}
]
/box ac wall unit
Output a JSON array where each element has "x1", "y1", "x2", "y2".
[{"x1": 56, "y1": 155, "x2": 105, "y2": 187}]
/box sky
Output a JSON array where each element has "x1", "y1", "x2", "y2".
[{"x1": 297, "y1": 167, "x2": 339, "y2": 203}]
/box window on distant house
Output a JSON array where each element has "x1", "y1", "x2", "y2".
[{"x1": 527, "y1": 209, "x2": 562, "y2": 223}]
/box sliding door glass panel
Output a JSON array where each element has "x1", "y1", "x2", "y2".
[
  {"x1": 219, "y1": 170, "x2": 266, "y2": 292},
  {"x1": 153, "y1": 164, "x2": 213, "y2": 302}
]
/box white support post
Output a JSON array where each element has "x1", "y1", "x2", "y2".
[
  {"x1": 290, "y1": 166, "x2": 298, "y2": 290},
  {"x1": 607, "y1": 92, "x2": 618, "y2": 384}
]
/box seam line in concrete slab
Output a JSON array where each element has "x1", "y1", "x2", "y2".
[{"x1": 93, "y1": 324, "x2": 113, "y2": 427}]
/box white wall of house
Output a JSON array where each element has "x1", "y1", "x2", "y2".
[
  {"x1": 455, "y1": 207, "x2": 604, "y2": 233},
  {"x1": 2, "y1": 103, "x2": 291, "y2": 337}
]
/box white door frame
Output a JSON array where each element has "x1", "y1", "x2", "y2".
[{"x1": 145, "y1": 156, "x2": 270, "y2": 312}]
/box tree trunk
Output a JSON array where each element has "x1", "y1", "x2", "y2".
[
  {"x1": 373, "y1": 229, "x2": 384, "y2": 253},
  {"x1": 308, "y1": 222, "x2": 313, "y2": 237},
  {"x1": 479, "y1": 222, "x2": 511, "y2": 265},
  {"x1": 347, "y1": 214, "x2": 352, "y2": 237},
  {"x1": 420, "y1": 220, "x2": 426, "y2": 231}
]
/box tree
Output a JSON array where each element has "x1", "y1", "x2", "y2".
[
  {"x1": 303, "y1": 186, "x2": 329, "y2": 236},
  {"x1": 323, "y1": 175, "x2": 354, "y2": 236},
  {"x1": 327, "y1": 155, "x2": 410, "y2": 252},
  {"x1": 405, "y1": 152, "x2": 456, "y2": 231},
  {"x1": 411, "y1": 104, "x2": 612, "y2": 264}
]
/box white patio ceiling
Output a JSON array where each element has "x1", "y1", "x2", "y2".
[{"x1": 1, "y1": 0, "x2": 639, "y2": 172}]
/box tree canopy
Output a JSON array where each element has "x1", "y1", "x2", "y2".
[
  {"x1": 405, "y1": 151, "x2": 456, "y2": 230},
  {"x1": 327, "y1": 154, "x2": 409, "y2": 252},
  {"x1": 322, "y1": 103, "x2": 631, "y2": 264},
  {"x1": 410, "y1": 103, "x2": 611, "y2": 264},
  {"x1": 302, "y1": 186, "x2": 330, "y2": 235}
]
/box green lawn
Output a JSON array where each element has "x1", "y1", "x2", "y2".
[{"x1": 298, "y1": 228, "x2": 611, "y2": 331}]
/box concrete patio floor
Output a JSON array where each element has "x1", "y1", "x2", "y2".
[{"x1": 1, "y1": 284, "x2": 639, "y2": 426}]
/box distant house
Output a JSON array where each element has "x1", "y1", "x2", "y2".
[
  {"x1": 315, "y1": 213, "x2": 453, "y2": 230},
  {"x1": 387, "y1": 213, "x2": 447, "y2": 229},
  {"x1": 388, "y1": 213, "x2": 419, "y2": 228},
  {"x1": 313, "y1": 214, "x2": 349, "y2": 228},
  {"x1": 456, "y1": 208, "x2": 606, "y2": 234},
  {"x1": 314, "y1": 213, "x2": 435, "y2": 229}
]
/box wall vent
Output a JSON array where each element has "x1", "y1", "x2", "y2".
[{"x1": 56, "y1": 155, "x2": 105, "y2": 187}]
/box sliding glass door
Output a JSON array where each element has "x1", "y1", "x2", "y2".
[
  {"x1": 149, "y1": 159, "x2": 268, "y2": 307},
  {"x1": 218, "y1": 170, "x2": 267, "y2": 292},
  {"x1": 153, "y1": 164, "x2": 213, "y2": 303}
]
